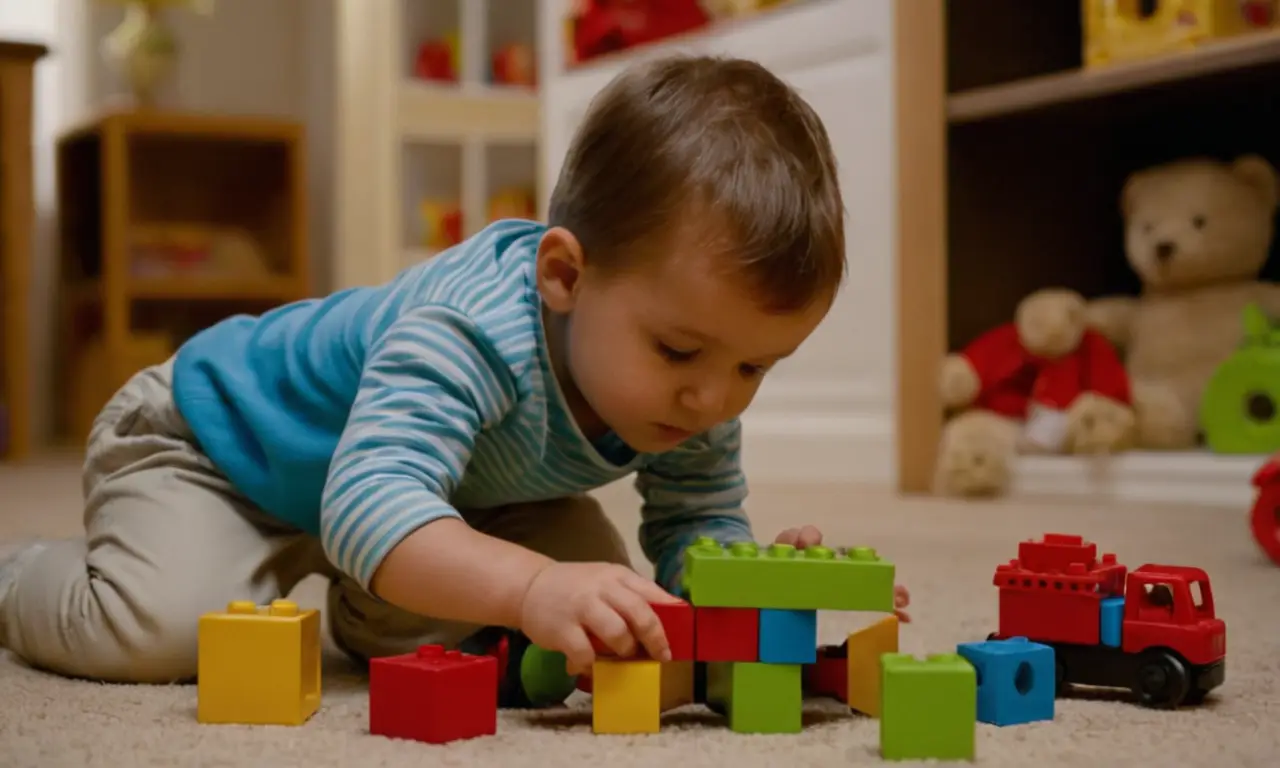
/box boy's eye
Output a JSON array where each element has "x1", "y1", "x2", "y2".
[
  {"x1": 739, "y1": 363, "x2": 767, "y2": 378},
  {"x1": 658, "y1": 342, "x2": 698, "y2": 362}
]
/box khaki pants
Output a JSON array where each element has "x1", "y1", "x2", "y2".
[{"x1": 0, "y1": 360, "x2": 631, "y2": 683}]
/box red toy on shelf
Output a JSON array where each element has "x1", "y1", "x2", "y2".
[
  {"x1": 1249, "y1": 452, "x2": 1280, "y2": 565},
  {"x1": 989, "y1": 533, "x2": 1225, "y2": 708},
  {"x1": 369, "y1": 644, "x2": 498, "y2": 744}
]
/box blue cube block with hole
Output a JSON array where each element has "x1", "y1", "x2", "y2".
[
  {"x1": 1100, "y1": 597, "x2": 1124, "y2": 647},
  {"x1": 955, "y1": 636, "x2": 1055, "y2": 726},
  {"x1": 758, "y1": 608, "x2": 817, "y2": 664}
]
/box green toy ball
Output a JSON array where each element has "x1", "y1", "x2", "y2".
[
  {"x1": 519, "y1": 643, "x2": 579, "y2": 707},
  {"x1": 1200, "y1": 304, "x2": 1280, "y2": 454}
]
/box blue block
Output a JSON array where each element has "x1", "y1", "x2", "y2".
[
  {"x1": 955, "y1": 637, "x2": 1055, "y2": 726},
  {"x1": 758, "y1": 609, "x2": 817, "y2": 664},
  {"x1": 1100, "y1": 597, "x2": 1124, "y2": 647}
]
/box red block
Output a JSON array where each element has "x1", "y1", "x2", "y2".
[
  {"x1": 369, "y1": 644, "x2": 498, "y2": 744},
  {"x1": 695, "y1": 607, "x2": 759, "y2": 662},
  {"x1": 805, "y1": 644, "x2": 848, "y2": 703},
  {"x1": 589, "y1": 598, "x2": 695, "y2": 660}
]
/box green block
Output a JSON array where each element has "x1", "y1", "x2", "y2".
[
  {"x1": 519, "y1": 644, "x2": 578, "y2": 707},
  {"x1": 681, "y1": 537, "x2": 895, "y2": 611},
  {"x1": 880, "y1": 653, "x2": 977, "y2": 762},
  {"x1": 706, "y1": 661, "x2": 802, "y2": 734},
  {"x1": 1200, "y1": 303, "x2": 1280, "y2": 454}
]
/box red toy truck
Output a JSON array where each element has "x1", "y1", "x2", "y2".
[
  {"x1": 989, "y1": 533, "x2": 1225, "y2": 708},
  {"x1": 1249, "y1": 453, "x2": 1280, "y2": 565}
]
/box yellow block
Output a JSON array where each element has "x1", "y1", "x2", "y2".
[
  {"x1": 659, "y1": 661, "x2": 696, "y2": 712},
  {"x1": 847, "y1": 615, "x2": 899, "y2": 717},
  {"x1": 592, "y1": 659, "x2": 662, "y2": 734},
  {"x1": 197, "y1": 599, "x2": 322, "y2": 725}
]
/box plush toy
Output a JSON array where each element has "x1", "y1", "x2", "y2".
[
  {"x1": 934, "y1": 288, "x2": 1136, "y2": 497},
  {"x1": 1086, "y1": 154, "x2": 1280, "y2": 450}
]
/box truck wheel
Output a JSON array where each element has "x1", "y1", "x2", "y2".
[{"x1": 1135, "y1": 651, "x2": 1190, "y2": 708}]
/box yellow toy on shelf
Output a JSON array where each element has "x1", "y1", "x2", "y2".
[
  {"x1": 488, "y1": 187, "x2": 536, "y2": 223},
  {"x1": 1083, "y1": 0, "x2": 1279, "y2": 67},
  {"x1": 420, "y1": 198, "x2": 463, "y2": 250},
  {"x1": 197, "y1": 599, "x2": 322, "y2": 726}
]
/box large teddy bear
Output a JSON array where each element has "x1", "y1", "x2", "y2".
[
  {"x1": 1086, "y1": 154, "x2": 1280, "y2": 449},
  {"x1": 934, "y1": 288, "x2": 1136, "y2": 497}
]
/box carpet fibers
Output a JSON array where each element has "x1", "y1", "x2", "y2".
[{"x1": 2, "y1": 457, "x2": 1277, "y2": 767}]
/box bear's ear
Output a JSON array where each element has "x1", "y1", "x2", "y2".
[
  {"x1": 1120, "y1": 172, "x2": 1145, "y2": 218},
  {"x1": 1232, "y1": 154, "x2": 1278, "y2": 212}
]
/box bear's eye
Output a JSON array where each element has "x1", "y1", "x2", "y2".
[{"x1": 1193, "y1": 215, "x2": 1206, "y2": 229}]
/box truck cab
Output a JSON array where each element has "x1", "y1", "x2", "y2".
[{"x1": 1121, "y1": 566, "x2": 1226, "y2": 668}]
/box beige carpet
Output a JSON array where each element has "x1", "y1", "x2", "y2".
[{"x1": 1, "y1": 455, "x2": 1277, "y2": 767}]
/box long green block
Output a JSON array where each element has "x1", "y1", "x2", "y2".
[
  {"x1": 681, "y1": 537, "x2": 895, "y2": 611},
  {"x1": 706, "y1": 661, "x2": 802, "y2": 734},
  {"x1": 880, "y1": 653, "x2": 977, "y2": 762}
]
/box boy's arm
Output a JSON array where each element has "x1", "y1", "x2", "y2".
[
  {"x1": 636, "y1": 419, "x2": 755, "y2": 594},
  {"x1": 320, "y1": 304, "x2": 553, "y2": 629}
]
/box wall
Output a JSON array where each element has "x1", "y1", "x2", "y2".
[{"x1": 1, "y1": 0, "x2": 334, "y2": 449}]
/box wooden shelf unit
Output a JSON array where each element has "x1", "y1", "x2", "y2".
[
  {"x1": 0, "y1": 41, "x2": 47, "y2": 463},
  {"x1": 895, "y1": 0, "x2": 1280, "y2": 502},
  {"x1": 54, "y1": 109, "x2": 311, "y2": 444}
]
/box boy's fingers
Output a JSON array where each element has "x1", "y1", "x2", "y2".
[
  {"x1": 559, "y1": 626, "x2": 597, "y2": 676},
  {"x1": 584, "y1": 601, "x2": 637, "y2": 658},
  {"x1": 625, "y1": 571, "x2": 682, "y2": 604},
  {"x1": 607, "y1": 587, "x2": 671, "y2": 662}
]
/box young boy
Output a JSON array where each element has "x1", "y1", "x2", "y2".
[{"x1": 0, "y1": 54, "x2": 908, "y2": 688}]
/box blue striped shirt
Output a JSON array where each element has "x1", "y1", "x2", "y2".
[{"x1": 171, "y1": 219, "x2": 752, "y2": 593}]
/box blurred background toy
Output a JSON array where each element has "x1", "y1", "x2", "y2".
[
  {"x1": 420, "y1": 199, "x2": 463, "y2": 249},
  {"x1": 488, "y1": 188, "x2": 536, "y2": 222},
  {"x1": 415, "y1": 33, "x2": 460, "y2": 82},
  {"x1": 492, "y1": 42, "x2": 536, "y2": 87}
]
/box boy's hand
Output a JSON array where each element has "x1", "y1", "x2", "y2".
[
  {"x1": 519, "y1": 561, "x2": 682, "y2": 676},
  {"x1": 772, "y1": 525, "x2": 913, "y2": 623}
]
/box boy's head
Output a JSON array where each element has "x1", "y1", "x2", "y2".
[{"x1": 537, "y1": 54, "x2": 846, "y2": 453}]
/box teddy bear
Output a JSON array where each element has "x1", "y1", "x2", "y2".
[
  {"x1": 1085, "y1": 154, "x2": 1280, "y2": 450},
  {"x1": 934, "y1": 288, "x2": 1136, "y2": 497}
]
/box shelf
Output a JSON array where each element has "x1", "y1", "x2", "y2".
[
  {"x1": 949, "y1": 28, "x2": 1280, "y2": 124},
  {"x1": 402, "y1": 142, "x2": 463, "y2": 253},
  {"x1": 1009, "y1": 450, "x2": 1264, "y2": 509},
  {"x1": 398, "y1": 80, "x2": 539, "y2": 141}
]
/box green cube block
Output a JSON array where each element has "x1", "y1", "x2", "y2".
[
  {"x1": 706, "y1": 662, "x2": 802, "y2": 734},
  {"x1": 880, "y1": 653, "x2": 977, "y2": 762},
  {"x1": 681, "y1": 537, "x2": 895, "y2": 611}
]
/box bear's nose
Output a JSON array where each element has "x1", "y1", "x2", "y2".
[{"x1": 1155, "y1": 241, "x2": 1176, "y2": 262}]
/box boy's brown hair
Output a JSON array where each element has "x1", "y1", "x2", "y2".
[{"x1": 547, "y1": 54, "x2": 846, "y2": 314}]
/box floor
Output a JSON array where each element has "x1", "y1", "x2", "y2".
[{"x1": 1, "y1": 454, "x2": 1277, "y2": 767}]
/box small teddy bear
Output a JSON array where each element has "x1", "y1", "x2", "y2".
[
  {"x1": 1086, "y1": 154, "x2": 1280, "y2": 450},
  {"x1": 934, "y1": 288, "x2": 1136, "y2": 497}
]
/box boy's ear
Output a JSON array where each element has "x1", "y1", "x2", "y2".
[{"x1": 536, "y1": 227, "x2": 585, "y2": 313}]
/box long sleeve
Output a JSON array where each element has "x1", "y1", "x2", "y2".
[
  {"x1": 636, "y1": 419, "x2": 754, "y2": 594},
  {"x1": 320, "y1": 304, "x2": 520, "y2": 589}
]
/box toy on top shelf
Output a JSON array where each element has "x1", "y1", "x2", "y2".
[
  {"x1": 1249, "y1": 451, "x2": 1280, "y2": 565},
  {"x1": 989, "y1": 533, "x2": 1226, "y2": 708},
  {"x1": 196, "y1": 599, "x2": 321, "y2": 726},
  {"x1": 1082, "y1": 0, "x2": 1279, "y2": 68},
  {"x1": 414, "y1": 34, "x2": 460, "y2": 83},
  {"x1": 879, "y1": 653, "x2": 977, "y2": 762},
  {"x1": 421, "y1": 199, "x2": 463, "y2": 250},
  {"x1": 369, "y1": 644, "x2": 498, "y2": 744},
  {"x1": 488, "y1": 188, "x2": 536, "y2": 224},
  {"x1": 491, "y1": 43, "x2": 536, "y2": 87}
]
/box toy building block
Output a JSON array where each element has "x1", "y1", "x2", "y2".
[
  {"x1": 369, "y1": 644, "x2": 498, "y2": 744},
  {"x1": 197, "y1": 599, "x2": 321, "y2": 725},
  {"x1": 994, "y1": 533, "x2": 1127, "y2": 646},
  {"x1": 695, "y1": 606, "x2": 759, "y2": 662},
  {"x1": 707, "y1": 661, "x2": 803, "y2": 734},
  {"x1": 1100, "y1": 596, "x2": 1124, "y2": 647},
  {"x1": 804, "y1": 644, "x2": 848, "y2": 703},
  {"x1": 956, "y1": 637, "x2": 1054, "y2": 726},
  {"x1": 660, "y1": 660, "x2": 696, "y2": 712},
  {"x1": 682, "y1": 537, "x2": 895, "y2": 611},
  {"x1": 847, "y1": 615, "x2": 899, "y2": 717},
  {"x1": 759, "y1": 608, "x2": 817, "y2": 664},
  {"x1": 593, "y1": 659, "x2": 662, "y2": 734},
  {"x1": 590, "y1": 598, "x2": 695, "y2": 661},
  {"x1": 880, "y1": 653, "x2": 977, "y2": 761}
]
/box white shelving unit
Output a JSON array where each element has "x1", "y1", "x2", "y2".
[{"x1": 334, "y1": 0, "x2": 541, "y2": 288}]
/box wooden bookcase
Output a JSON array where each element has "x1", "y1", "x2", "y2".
[
  {"x1": 0, "y1": 41, "x2": 47, "y2": 463},
  {"x1": 54, "y1": 110, "x2": 311, "y2": 444},
  {"x1": 895, "y1": 1, "x2": 1280, "y2": 505}
]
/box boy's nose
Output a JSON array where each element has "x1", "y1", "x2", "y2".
[{"x1": 680, "y1": 382, "x2": 728, "y2": 416}]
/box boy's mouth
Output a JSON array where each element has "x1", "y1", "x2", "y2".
[{"x1": 655, "y1": 423, "x2": 694, "y2": 442}]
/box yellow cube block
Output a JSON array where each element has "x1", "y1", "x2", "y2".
[
  {"x1": 197, "y1": 599, "x2": 321, "y2": 725},
  {"x1": 847, "y1": 615, "x2": 899, "y2": 717},
  {"x1": 659, "y1": 660, "x2": 696, "y2": 712},
  {"x1": 592, "y1": 659, "x2": 662, "y2": 734}
]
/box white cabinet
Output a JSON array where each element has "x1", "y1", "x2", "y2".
[{"x1": 538, "y1": 0, "x2": 898, "y2": 485}]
